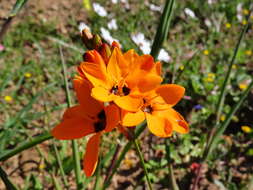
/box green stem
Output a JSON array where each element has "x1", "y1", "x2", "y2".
[
  {"x1": 151, "y1": 0, "x2": 175, "y2": 59},
  {"x1": 215, "y1": 12, "x2": 251, "y2": 124},
  {"x1": 59, "y1": 46, "x2": 83, "y2": 188},
  {"x1": 165, "y1": 140, "x2": 179, "y2": 190},
  {"x1": 0, "y1": 166, "x2": 19, "y2": 190},
  {"x1": 53, "y1": 142, "x2": 69, "y2": 188},
  {"x1": 0, "y1": 132, "x2": 52, "y2": 161},
  {"x1": 134, "y1": 139, "x2": 153, "y2": 190}
]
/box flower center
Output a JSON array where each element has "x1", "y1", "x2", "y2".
[
  {"x1": 94, "y1": 110, "x2": 106, "y2": 132},
  {"x1": 110, "y1": 85, "x2": 130, "y2": 96},
  {"x1": 142, "y1": 105, "x2": 153, "y2": 113}
]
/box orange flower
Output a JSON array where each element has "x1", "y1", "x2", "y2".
[
  {"x1": 51, "y1": 77, "x2": 120, "y2": 176},
  {"x1": 79, "y1": 47, "x2": 162, "y2": 112},
  {"x1": 121, "y1": 84, "x2": 189, "y2": 137}
]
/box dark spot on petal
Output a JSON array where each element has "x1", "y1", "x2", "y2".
[
  {"x1": 94, "y1": 110, "x2": 106, "y2": 132},
  {"x1": 122, "y1": 86, "x2": 130, "y2": 95}
]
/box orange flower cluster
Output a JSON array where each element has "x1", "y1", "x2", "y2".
[{"x1": 51, "y1": 38, "x2": 189, "y2": 177}]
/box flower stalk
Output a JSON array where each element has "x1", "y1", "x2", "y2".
[{"x1": 134, "y1": 139, "x2": 153, "y2": 190}]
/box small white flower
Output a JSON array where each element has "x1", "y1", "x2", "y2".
[
  {"x1": 108, "y1": 19, "x2": 118, "y2": 30},
  {"x1": 204, "y1": 19, "x2": 212, "y2": 27},
  {"x1": 120, "y1": 0, "x2": 130, "y2": 9},
  {"x1": 184, "y1": 8, "x2": 196, "y2": 19},
  {"x1": 93, "y1": 3, "x2": 108, "y2": 17},
  {"x1": 208, "y1": 0, "x2": 216, "y2": 4},
  {"x1": 100, "y1": 27, "x2": 120, "y2": 45},
  {"x1": 149, "y1": 4, "x2": 162, "y2": 12},
  {"x1": 158, "y1": 49, "x2": 171, "y2": 62},
  {"x1": 111, "y1": 0, "x2": 118, "y2": 3},
  {"x1": 131, "y1": 33, "x2": 151, "y2": 54},
  {"x1": 78, "y1": 22, "x2": 90, "y2": 33}
]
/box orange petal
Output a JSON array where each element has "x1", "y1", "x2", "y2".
[
  {"x1": 155, "y1": 62, "x2": 162, "y2": 76},
  {"x1": 123, "y1": 49, "x2": 138, "y2": 67},
  {"x1": 73, "y1": 79, "x2": 103, "y2": 116},
  {"x1": 138, "y1": 54, "x2": 155, "y2": 71},
  {"x1": 107, "y1": 47, "x2": 129, "y2": 80},
  {"x1": 165, "y1": 108, "x2": 189, "y2": 134},
  {"x1": 145, "y1": 113, "x2": 172, "y2": 137},
  {"x1": 81, "y1": 51, "x2": 110, "y2": 87},
  {"x1": 121, "y1": 110, "x2": 145, "y2": 126},
  {"x1": 114, "y1": 95, "x2": 143, "y2": 112},
  {"x1": 155, "y1": 84, "x2": 185, "y2": 106},
  {"x1": 63, "y1": 105, "x2": 90, "y2": 120},
  {"x1": 104, "y1": 104, "x2": 120, "y2": 132},
  {"x1": 137, "y1": 74, "x2": 163, "y2": 93},
  {"x1": 51, "y1": 117, "x2": 94, "y2": 140},
  {"x1": 83, "y1": 133, "x2": 101, "y2": 177},
  {"x1": 91, "y1": 86, "x2": 116, "y2": 102}
]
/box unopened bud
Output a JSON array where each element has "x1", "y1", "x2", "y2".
[
  {"x1": 93, "y1": 34, "x2": 103, "y2": 50},
  {"x1": 81, "y1": 29, "x2": 93, "y2": 49},
  {"x1": 99, "y1": 43, "x2": 111, "y2": 63},
  {"x1": 111, "y1": 41, "x2": 120, "y2": 50}
]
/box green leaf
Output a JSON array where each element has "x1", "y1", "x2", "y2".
[{"x1": 10, "y1": 0, "x2": 29, "y2": 17}]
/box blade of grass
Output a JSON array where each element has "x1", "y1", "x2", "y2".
[
  {"x1": 53, "y1": 142, "x2": 69, "y2": 189},
  {"x1": 59, "y1": 46, "x2": 84, "y2": 189},
  {"x1": 150, "y1": 0, "x2": 175, "y2": 59},
  {"x1": 134, "y1": 139, "x2": 153, "y2": 190},
  {"x1": 215, "y1": 12, "x2": 251, "y2": 125},
  {"x1": 192, "y1": 79, "x2": 253, "y2": 190},
  {"x1": 165, "y1": 140, "x2": 179, "y2": 190},
  {"x1": 204, "y1": 79, "x2": 253, "y2": 161},
  {"x1": 4, "y1": 82, "x2": 56, "y2": 128},
  {"x1": 0, "y1": 166, "x2": 19, "y2": 190},
  {"x1": 0, "y1": 0, "x2": 29, "y2": 42},
  {"x1": 0, "y1": 132, "x2": 52, "y2": 161}
]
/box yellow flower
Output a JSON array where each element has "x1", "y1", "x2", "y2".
[
  {"x1": 225, "y1": 23, "x2": 231, "y2": 29},
  {"x1": 238, "y1": 83, "x2": 247, "y2": 90},
  {"x1": 207, "y1": 73, "x2": 215, "y2": 78},
  {"x1": 39, "y1": 164, "x2": 45, "y2": 170},
  {"x1": 24, "y1": 72, "x2": 32, "y2": 78},
  {"x1": 241, "y1": 125, "x2": 252, "y2": 133},
  {"x1": 4, "y1": 95, "x2": 13, "y2": 103},
  {"x1": 243, "y1": 9, "x2": 249, "y2": 15},
  {"x1": 204, "y1": 73, "x2": 215, "y2": 82},
  {"x1": 179, "y1": 65, "x2": 184, "y2": 71},
  {"x1": 220, "y1": 114, "x2": 226, "y2": 121},
  {"x1": 242, "y1": 19, "x2": 247, "y2": 25},
  {"x1": 203, "y1": 50, "x2": 209, "y2": 55},
  {"x1": 245, "y1": 50, "x2": 252, "y2": 56}
]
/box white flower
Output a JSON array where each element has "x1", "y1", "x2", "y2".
[
  {"x1": 149, "y1": 4, "x2": 162, "y2": 12},
  {"x1": 158, "y1": 49, "x2": 171, "y2": 62},
  {"x1": 93, "y1": 3, "x2": 107, "y2": 17},
  {"x1": 78, "y1": 22, "x2": 90, "y2": 33},
  {"x1": 108, "y1": 19, "x2": 118, "y2": 30},
  {"x1": 236, "y1": 3, "x2": 243, "y2": 21},
  {"x1": 184, "y1": 8, "x2": 196, "y2": 19},
  {"x1": 100, "y1": 27, "x2": 120, "y2": 45},
  {"x1": 204, "y1": 19, "x2": 212, "y2": 27},
  {"x1": 111, "y1": 0, "x2": 118, "y2": 3},
  {"x1": 131, "y1": 33, "x2": 151, "y2": 54}
]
